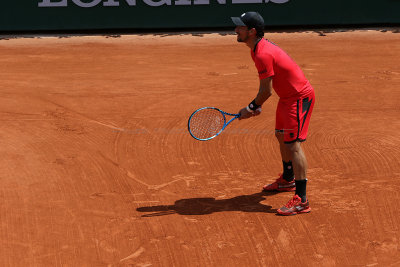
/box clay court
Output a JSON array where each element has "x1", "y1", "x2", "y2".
[{"x1": 0, "y1": 29, "x2": 399, "y2": 266}]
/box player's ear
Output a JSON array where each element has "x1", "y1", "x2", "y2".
[{"x1": 249, "y1": 28, "x2": 256, "y2": 36}]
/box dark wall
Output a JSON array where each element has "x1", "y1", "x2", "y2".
[{"x1": 1, "y1": 0, "x2": 399, "y2": 31}]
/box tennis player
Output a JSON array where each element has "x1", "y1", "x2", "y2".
[{"x1": 232, "y1": 11, "x2": 315, "y2": 215}]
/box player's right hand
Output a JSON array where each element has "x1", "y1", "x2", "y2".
[
  {"x1": 238, "y1": 107, "x2": 262, "y2": 120},
  {"x1": 238, "y1": 107, "x2": 253, "y2": 120}
]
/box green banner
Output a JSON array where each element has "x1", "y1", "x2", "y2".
[{"x1": 0, "y1": 0, "x2": 399, "y2": 31}]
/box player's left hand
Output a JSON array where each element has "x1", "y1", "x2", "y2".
[{"x1": 253, "y1": 107, "x2": 262, "y2": 116}]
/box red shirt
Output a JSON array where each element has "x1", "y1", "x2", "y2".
[{"x1": 251, "y1": 38, "x2": 312, "y2": 99}]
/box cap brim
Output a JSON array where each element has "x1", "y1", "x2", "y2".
[{"x1": 231, "y1": 17, "x2": 246, "y2": 26}]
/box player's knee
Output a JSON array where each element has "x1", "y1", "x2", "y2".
[
  {"x1": 285, "y1": 141, "x2": 301, "y2": 153},
  {"x1": 275, "y1": 130, "x2": 284, "y2": 140}
]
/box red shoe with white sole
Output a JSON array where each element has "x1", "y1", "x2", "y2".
[{"x1": 277, "y1": 195, "x2": 311, "y2": 216}]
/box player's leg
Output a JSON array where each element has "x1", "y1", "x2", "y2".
[
  {"x1": 277, "y1": 141, "x2": 310, "y2": 215},
  {"x1": 275, "y1": 130, "x2": 295, "y2": 181},
  {"x1": 276, "y1": 130, "x2": 291, "y2": 162},
  {"x1": 286, "y1": 141, "x2": 307, "y2": 181},
  {"x1": 286, "y1": 141, "x2": 308, "y2": 201},
  {"x1": 262, "y1": 101, "x2": 295, "y2": 192},
  {"x1": 277, "y1": 91, "x2": 315, "y2": 215}
]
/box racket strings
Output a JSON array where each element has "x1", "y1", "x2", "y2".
[{"x1": 189, "y1": 109, "x2": 225, "y2": 139}]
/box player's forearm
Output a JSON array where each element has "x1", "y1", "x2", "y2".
[
  {"x1": 245, "y1": 77, "x2": 272, "y2": 113},
  {"x1": 255, "y1": 86, "x2": 272, "y2": 106},
  {"x1": 254, "y1": 77, "x2": 273, "y2": 106}
]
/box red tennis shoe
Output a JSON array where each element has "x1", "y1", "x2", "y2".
[
  {"x1": 262, "y1": 174, "x2": 295, "y2": 192},
  {"x1": 277, "y1": 195, "x2": 311, "y2": 216}
]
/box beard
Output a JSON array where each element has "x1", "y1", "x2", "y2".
[{"x1": 236, "y1": 33, "x2": 248, "y2": 43}]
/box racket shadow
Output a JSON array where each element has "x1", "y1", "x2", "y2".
[{"x1": 136, "y1": 191, "x2": 280, "y2": 217}]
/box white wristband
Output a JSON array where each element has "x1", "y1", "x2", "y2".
[{"x1": 246, "y1": 106, "x2": 254, "y2": 113}]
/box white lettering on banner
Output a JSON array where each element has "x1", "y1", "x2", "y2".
[
  {"x1": 103, "y1": 0, "x2": 137, "y2": 6},
  {"x1": 232, "y1": 0, "x2": 262, "y2": 4},
  {"x1": 38, "y1": 0, "x2": 289, "y2": 7},
  {"x1": 143, "y1": 0, "x2": 171, "y2": 6},
  {"x1": 38, "y1": 0, "x2": 67, "y2": 7},
  {"x1": 72, "y1": 0, "x2": 102, "y2": 7},
  {"x1": 193, "y1": 0, "x2": 227, "y2": 5},
  {"x1": 174, "y1": 0, "x2": 191, "y2": 5}
]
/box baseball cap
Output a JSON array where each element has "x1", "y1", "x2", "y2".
[{"x1": 231, "y1": 11, "x2": 265, "y2": 32}]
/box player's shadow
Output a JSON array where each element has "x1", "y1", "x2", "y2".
[{"x1": 136, "y1": 191, "x2": 279, "y2": 217}]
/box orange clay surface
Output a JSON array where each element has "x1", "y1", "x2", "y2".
[{"x1": 0, "y1": 30, "x2": 399, "y2": 266}]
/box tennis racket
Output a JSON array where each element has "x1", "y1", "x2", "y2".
[{"x1": 187, "y1": 107, "x2": 240, "y2": 141}]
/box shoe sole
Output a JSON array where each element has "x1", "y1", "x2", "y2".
[{"x1": 277, "y1": 207, "x2": 311, "y2": 216}]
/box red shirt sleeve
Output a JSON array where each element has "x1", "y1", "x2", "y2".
[{"x1": 254, "y1": 53, "x2": 274, "y2": 80}]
